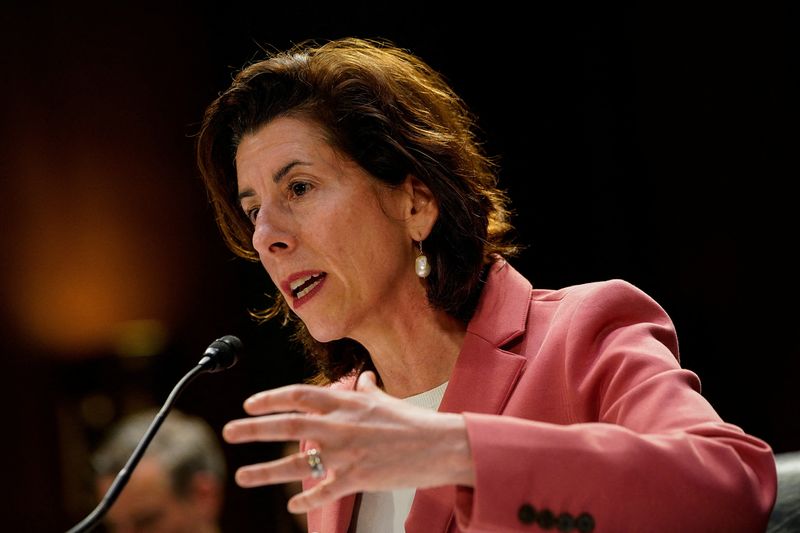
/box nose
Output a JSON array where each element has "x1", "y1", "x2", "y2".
[{"x1": 251, "y1": 207, "x2": 296, "y2": 258}]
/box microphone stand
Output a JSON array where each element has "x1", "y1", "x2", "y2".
[{"x1": 66, "y1": 336, "x2": 240, "y2": 533}]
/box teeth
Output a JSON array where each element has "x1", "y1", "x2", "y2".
[
  {"x1": 289, "y1": 273, "x2": 325, "y2": 299},
  {"x1": 296, "y1": 279, "x2": 322, "y2": 299},
  {"x1": 290, "y1": 275, "x2": 315, "y2": 292}
]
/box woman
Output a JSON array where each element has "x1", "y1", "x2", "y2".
[{"x1": 198, "y1": 38, "x2": 776, "y2": 532}]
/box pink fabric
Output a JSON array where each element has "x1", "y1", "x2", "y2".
[{"x1": 305, "y1": 260, "x2": 776, "y2": 532}]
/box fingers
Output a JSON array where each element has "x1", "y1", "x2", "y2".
[
  {"x1": 243, "y1": 384, "x2": 344, "y2": 415},
  {"x1": 230, "y1": 376, "x2": 388, "y2": 443},
  {"x1": 223, "y1": 412, "x2": 332, "y2": 443},
  {"x1": 356, "y1": 370, "x2": 379, "y2": 392},
  {"x1": 223, "y1": 376, "x2": 392, "y2": 514},
  {"x1": 234, "y1": 450, "x2": 316, "y2": 487},
  {"x1": 233, "y1": 449, "x2": 352, "y2": 515},
  {"x1": 287, "y1": 476, "x2": 353, "y2": 514},
  {"x1": 244, "y1": 373, "x2": 386, "y2": 416}
]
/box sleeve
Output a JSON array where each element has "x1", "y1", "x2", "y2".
[{"x1": 454, "y1": 280, "x2": 777, "y2": 533}]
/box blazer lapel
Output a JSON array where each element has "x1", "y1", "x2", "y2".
[
  {"x1": 404, "y1": 260, "x2": 531, "y2": 532},
  {"x1": 440, "y1": 259, "x2": 532, "y2": 417}
]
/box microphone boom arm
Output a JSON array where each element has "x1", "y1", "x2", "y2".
[{"x1": 66, "y1": 336, "x2": 240, "y2": 533}]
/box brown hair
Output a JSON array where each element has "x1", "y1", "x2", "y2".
[{"x1": 197, "y1": 38, "x2": 518, "y2": 384}]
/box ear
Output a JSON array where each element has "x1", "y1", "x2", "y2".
[{"x1": 400, "y1": 175, "x2": 438, "y2": 241}]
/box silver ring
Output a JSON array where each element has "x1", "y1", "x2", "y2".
[{"x1": 306, "y1": 448, "x2": 326, "y2": 479}]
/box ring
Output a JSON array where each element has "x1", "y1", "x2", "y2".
[{"x1": 306, "y1": 448, "x2": 326, "y2": 479}]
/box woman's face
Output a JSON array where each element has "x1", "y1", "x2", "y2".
[{"x1": 235, "y1": 116, "x2": 427, "y2": 343}]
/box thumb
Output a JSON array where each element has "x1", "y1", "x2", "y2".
[{"x1": 356, "y1": 370, "x2": 380, "y2": 393}]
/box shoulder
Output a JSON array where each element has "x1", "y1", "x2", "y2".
[
  {"x1": 532, "y1": 279, "x2": 670, "y2": 324},
  {"x1": 534, "y1": 278, "x2": 655, "y2": 304},
  {"x1": 521, "y1": 278, "x2": 679, "y2": 360}
]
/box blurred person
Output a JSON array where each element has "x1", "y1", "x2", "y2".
[
  {"x1": 92, "y1": 409, "x2": 225, "y2": 533},
  {"x1": 197, "y1": 38, "x2": 776, "y2": 532}
]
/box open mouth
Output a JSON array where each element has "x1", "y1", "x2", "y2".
[{"x1": 290, "y1": 272, "x2": 327, "y2": 300}]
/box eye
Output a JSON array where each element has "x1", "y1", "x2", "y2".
[
  {"x1": 245, "y1": 206, "x2": 259, "y2": 224},
  {"x1": 289, "y1": 181, "x2": 312, "y2": 198}
]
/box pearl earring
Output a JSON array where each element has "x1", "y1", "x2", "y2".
[{"x1": 415, "y1": 241, "x2": 431, "y2": 278}]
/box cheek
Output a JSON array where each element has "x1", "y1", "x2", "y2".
[
  {"x1": 257, "y1": 258, "x2": 281, "y2": 292},
  {"x1": 303, "y1": 191, "x2": 409, "y2": 278},
  {"x1": 314, "y1": 202, "x2": 371, "y2": 257},
  {"x1": 349, "y1": 226, "x2": 411, "y2": 284}
]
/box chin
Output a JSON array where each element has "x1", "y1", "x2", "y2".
[{"x1": 301, "y1": 320, "x2": 349, "y2": 344}]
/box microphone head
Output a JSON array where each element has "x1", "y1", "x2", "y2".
[{"x1": 200, "y1": 335, "x2": 242, "y2": 372}]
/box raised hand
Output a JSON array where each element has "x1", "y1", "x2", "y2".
[{"x1": 222, "y1": 371, "x2": 474, "y2": 513}]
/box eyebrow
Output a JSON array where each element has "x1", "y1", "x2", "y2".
[{"x1": 237, "y1": 160, "x2": 311, "y2": 202}]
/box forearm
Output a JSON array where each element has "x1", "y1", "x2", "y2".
[{"x1": 457, "y1": 413, "x2": 776, "y2": 533}]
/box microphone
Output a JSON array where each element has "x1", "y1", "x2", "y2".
[
  {"x1": 198, "y1": 334, "x2": 242, "y2": 373},
  {"x1": 66, "y1": 335, "x2": 242, "y2": 533}
]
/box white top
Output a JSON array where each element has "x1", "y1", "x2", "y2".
[{"x1": 354, "y1": 381, "x2": 449, "y2": 533}]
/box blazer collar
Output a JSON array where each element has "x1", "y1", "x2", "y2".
[
  {"x1": 465, "y1": 258, "x2": 532, "y2": 347},
  {"x1": 405, "y1": 259, "x2": 531, "y2": 532}
]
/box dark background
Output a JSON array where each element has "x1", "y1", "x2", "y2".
[{"x1": 1, "y1": 2, "x2": 796, "y2": 532}]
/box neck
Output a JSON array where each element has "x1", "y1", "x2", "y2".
[{"x1": 352, "y1": 284, "x2": 466, "y2": 398}]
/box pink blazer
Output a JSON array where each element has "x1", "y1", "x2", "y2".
[{"x1": 304, "y1": 260, "x2": 776, "y2": 532}]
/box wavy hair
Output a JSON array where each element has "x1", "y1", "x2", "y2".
[{"x1": 197, "y1": 38, "x2": 518, "y2": 384}]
